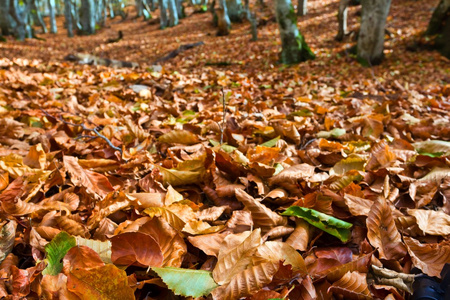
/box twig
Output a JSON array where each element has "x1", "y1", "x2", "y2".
[
  {"x1": 152, "y1": 42, "x2": 204, "y2": 64},
  {"x1": 219, "y1": 87, "x2": 227, "y2": 145},
  {"x1": 41, "y1": 109, "x2": 123, "y2": 154}
]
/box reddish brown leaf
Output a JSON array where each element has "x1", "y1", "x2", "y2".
[{"x1": 111, "y1": 232, "x2": 163, "y2": 267}]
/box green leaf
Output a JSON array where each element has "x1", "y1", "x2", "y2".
[
  {"x1": 317, "y1": 128, "x2": 346, "y2": 139},
  {"x1": 152, "y1": 267, "x2": 218, "y2": 297},
  {"x1": 260, "y1": 136, "x2": 280, "y2": 148},
  {"x1": 413, "y1": 140, "x2": 450, "y2": 157},
  {"x1": 281, "y1": 206, "x2": 352, "y2": 243},
  {"x1": 43, "y1": 232, "x2": 77, "y2": 275}
]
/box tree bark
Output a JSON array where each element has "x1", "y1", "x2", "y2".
[
  {"x1": 167, "y1": 0, "x2": 179, "y2": 26},
  {"x1": 226, "y1": 0, "x2": 243, "y2": 22},
  {"x1": 357, "y1": 0, "x2": 391, "y2": 65},
  {"x1": 48, "y1": 0, "x2": 57, "y2": 33},
  {"x1": 216, "y1": 0, "x2": 231, "y2": 35},
  {"x1": 336, "y1": 0, "x2": 349, "y2": 40},
  {"x1": 31, "y1": 0, "x2": 47, "y2": 33},
  {"x1": 159, "y1": 0, "x2": 168, "y2": 28},
  {"x1": 80, "y1": 0, "x2": 96, "y2": 34},
  {"x1": 64, "y1": 0, "x2": 74, "y2": 37},
  {"x1": 10, "y1": 0, "x2": 31, "y2": 40},
  {"x1": 297, "y1": 0, "x2": 306, "y2": 16},
  {"x1": 0, "y1": 0, "x2": 11, "y2": 35},
  {"x1": 426, "y1": 0, "x2": 450, "y2": 59},
  {"x1": 275, "y1": 0, "x2": 314, "y2": 64},
  {"x1": 136, "y1": 0, "x2": 144, "y2": 17}
]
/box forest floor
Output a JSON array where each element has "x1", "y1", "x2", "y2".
[{"x1": 0, "y1": 0, "x2": 450, "y2": 299}]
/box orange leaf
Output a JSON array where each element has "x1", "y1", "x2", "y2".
[{"x1": 67, "y1": 264, "x2": 135, "y2": 300}]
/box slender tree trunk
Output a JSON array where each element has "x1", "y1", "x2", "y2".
[
  {"x1": 159, "y1": 0, "x2": 168, "y2": 28},
  {"x1": 80, "y1": 0, "x2": 96, "y2": 34},
  {"x1": 336, "y1": 0, "x2": 349, "y2": 40},
  {"x1": 48, "y1": 0, "x2": 57, "y2": 33},
  {"x1": 275, "y1": 0, "x2": 314, "y2": 64},
  {"x1": 167, "y1": 0, "x2": 179, "y2": 26},
  {"x1": 176, "y1": 0, "x2": 184, "y2": 19},
  {"x1": 244, "y1": 0, "x2": 257, "y2": 40},
  {"x1": 218, "y1": 0, "x2": 231, "y2": 31},
  {"x1": 55, "y1": 0, "x2": 63, "y2": 15},
  {"x1": 357, "y1": 0, "x2": 391, "y2": 65},
  {"x1": 64, "y1": 0, "x2": 74, "y2": 36},
  {"x1": 0, "y1": 0, "x2": 11, "y2": 35},
  {"x1": 32, "y1": 0, "x2": 48, "y2": 33},
  {"x1": 426, "y1": 0, "x2": 450, "y2": 59},
  {"x1": 297, "y1": 0, "x2": 306, "y2": 16},
  {"x1": 136, "y1": 0, "x2": 144, "y2": 17},
  {"x1": 226, "y1": 0, "x2": 242, "y2": 22}
]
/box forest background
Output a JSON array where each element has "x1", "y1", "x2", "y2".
[{"x1": 0, "y1": 0, "x2": 449, "y2": 299}]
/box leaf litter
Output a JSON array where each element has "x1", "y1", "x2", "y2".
[{"x1": 0, "y1": 0, "x2": 449, "y2": 299}]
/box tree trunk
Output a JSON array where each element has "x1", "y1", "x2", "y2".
[
  {"x1": 275, "y1": 0, "x2": 314, "y2": 64},
  {"x1": 136, "y1": 0, "x2": 144, "y2": 17},
  {"x1": 218, "y1": 0, "x2": 231, "y2": 32},
  {"x1": 297, "y1": 0, "x2": 306, "y2": 16},
  {"x1": 31, "y1": 0, "x2": 47, "y2": 33},
  {"x1": 244, "y1": 0, "x2": 257, "y2": 40},
  {"x1": 176, "y1": 0, "x2": 184, "y2": 19},
  {"x1": 226, "y1": 0, "x2": 242, "y2": 22},
  {"x1": 336, "y1": 0, "x2": 349, "y2": 41},
  {"x1": 48, "y1": 0, "x2": 57, "y2": 33},
  {"x1": 357, "y1": 0, "x2": 391, "y2": 65},
  {"x1": 159, "y1": 0, "x2": 168, "y2": 28},
  {"x1": 0, "y1": 0, "x2": 11, "y2": 35},
  {"x1": 216, "y1": 7, "x2": 230, "y2": 35},
  {"x1": 10, "y1": 0, "x2": 30, "y2": 41},
  {"x1": 167, "y1": 0, "x2": 179, "y2": 26},
  {"x1": 64, "y1": 0, "x2": 74, "y2": 36},
  {"x1": 80, "y1": 0, "x2": 96, "y2": 34},
  {"x1": 426, "y1": 0, "x2": 450, "y2": 59}
]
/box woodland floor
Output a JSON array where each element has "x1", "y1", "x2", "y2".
[{"x1": 0, "y1": 0, "x2": 450, "y2": 299}]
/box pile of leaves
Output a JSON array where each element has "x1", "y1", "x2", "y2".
[
  {"x1": 0, "y1": 52, "x2": 449, "y2": 299},
  {"x1": 0, "y1": 0, "x2": 450, "y2": 298}
]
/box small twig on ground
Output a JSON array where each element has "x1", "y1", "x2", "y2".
[
  {"x1": 153, "y1": 42, "x2": 205, "y2": 64},
  {"x1": 41, "y1": 109, "x2": 123, "y2": 154},
  {"x1": 219, "y1": 87, "x2": 227, "y2": 144}
]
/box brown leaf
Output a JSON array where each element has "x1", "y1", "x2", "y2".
[
  {"x1": 366, "y1": 141, "x2": 396, "y2": 171},
  {"x1": 138, "y1": 217, "x2": 187, "y2": 267},
  {"x1": 286, "y1": 219, "x2": 311, "y2": 251},
  {"x1": 234, "y1": 189, "x2": 287, "y2": 233},
  {"x1": 328, "y1": 271, "x2": 372, "y2": 300},
  {"x1": 211, "y1": 261, "x2": 279, "y2": 300},
  {"x1": 63, "y1": 156, "x2": 114, "y2": 198},
  {"x1": 366, "y1": 197, "x2": 407, "y2": 260},
  {"x1": 255, "y1": 241, "x2": 307, "y2": 274},
  {"x1": 213, "y1": 229, "x2": 262, "y2": 285},
  {"x1": 344, "y1": 194, "x2": 374, "y2": 216},
  {"x1": 404, "y1": 236, "x2": 450, "y2": 278},
  {"x1": 111, "y1": 232, "x2": 163, "y2": 267},
  {"x1": 407, "y1": 209, "x2": 450, "y2": 235},
  {"x1": 63, "y1": 246, "x2": 105, "y2": 271},
  {"x1": 268, "y1": 164, "x2": 315, "y2": 186}
]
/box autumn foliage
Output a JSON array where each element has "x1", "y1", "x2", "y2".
[{"x1": 0, "y1": 0, "x2": 450, "y2": 299}]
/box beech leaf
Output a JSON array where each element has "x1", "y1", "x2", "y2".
[
  {"x1": 152, "y1": 267, "x2": 218, "y2": 297},
  {"x1": 281, "y1": 206, "x2": 352, "y2": 243},
  {"x1": 43, "y1": 232, "x2": 76, "y2": 276}
]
